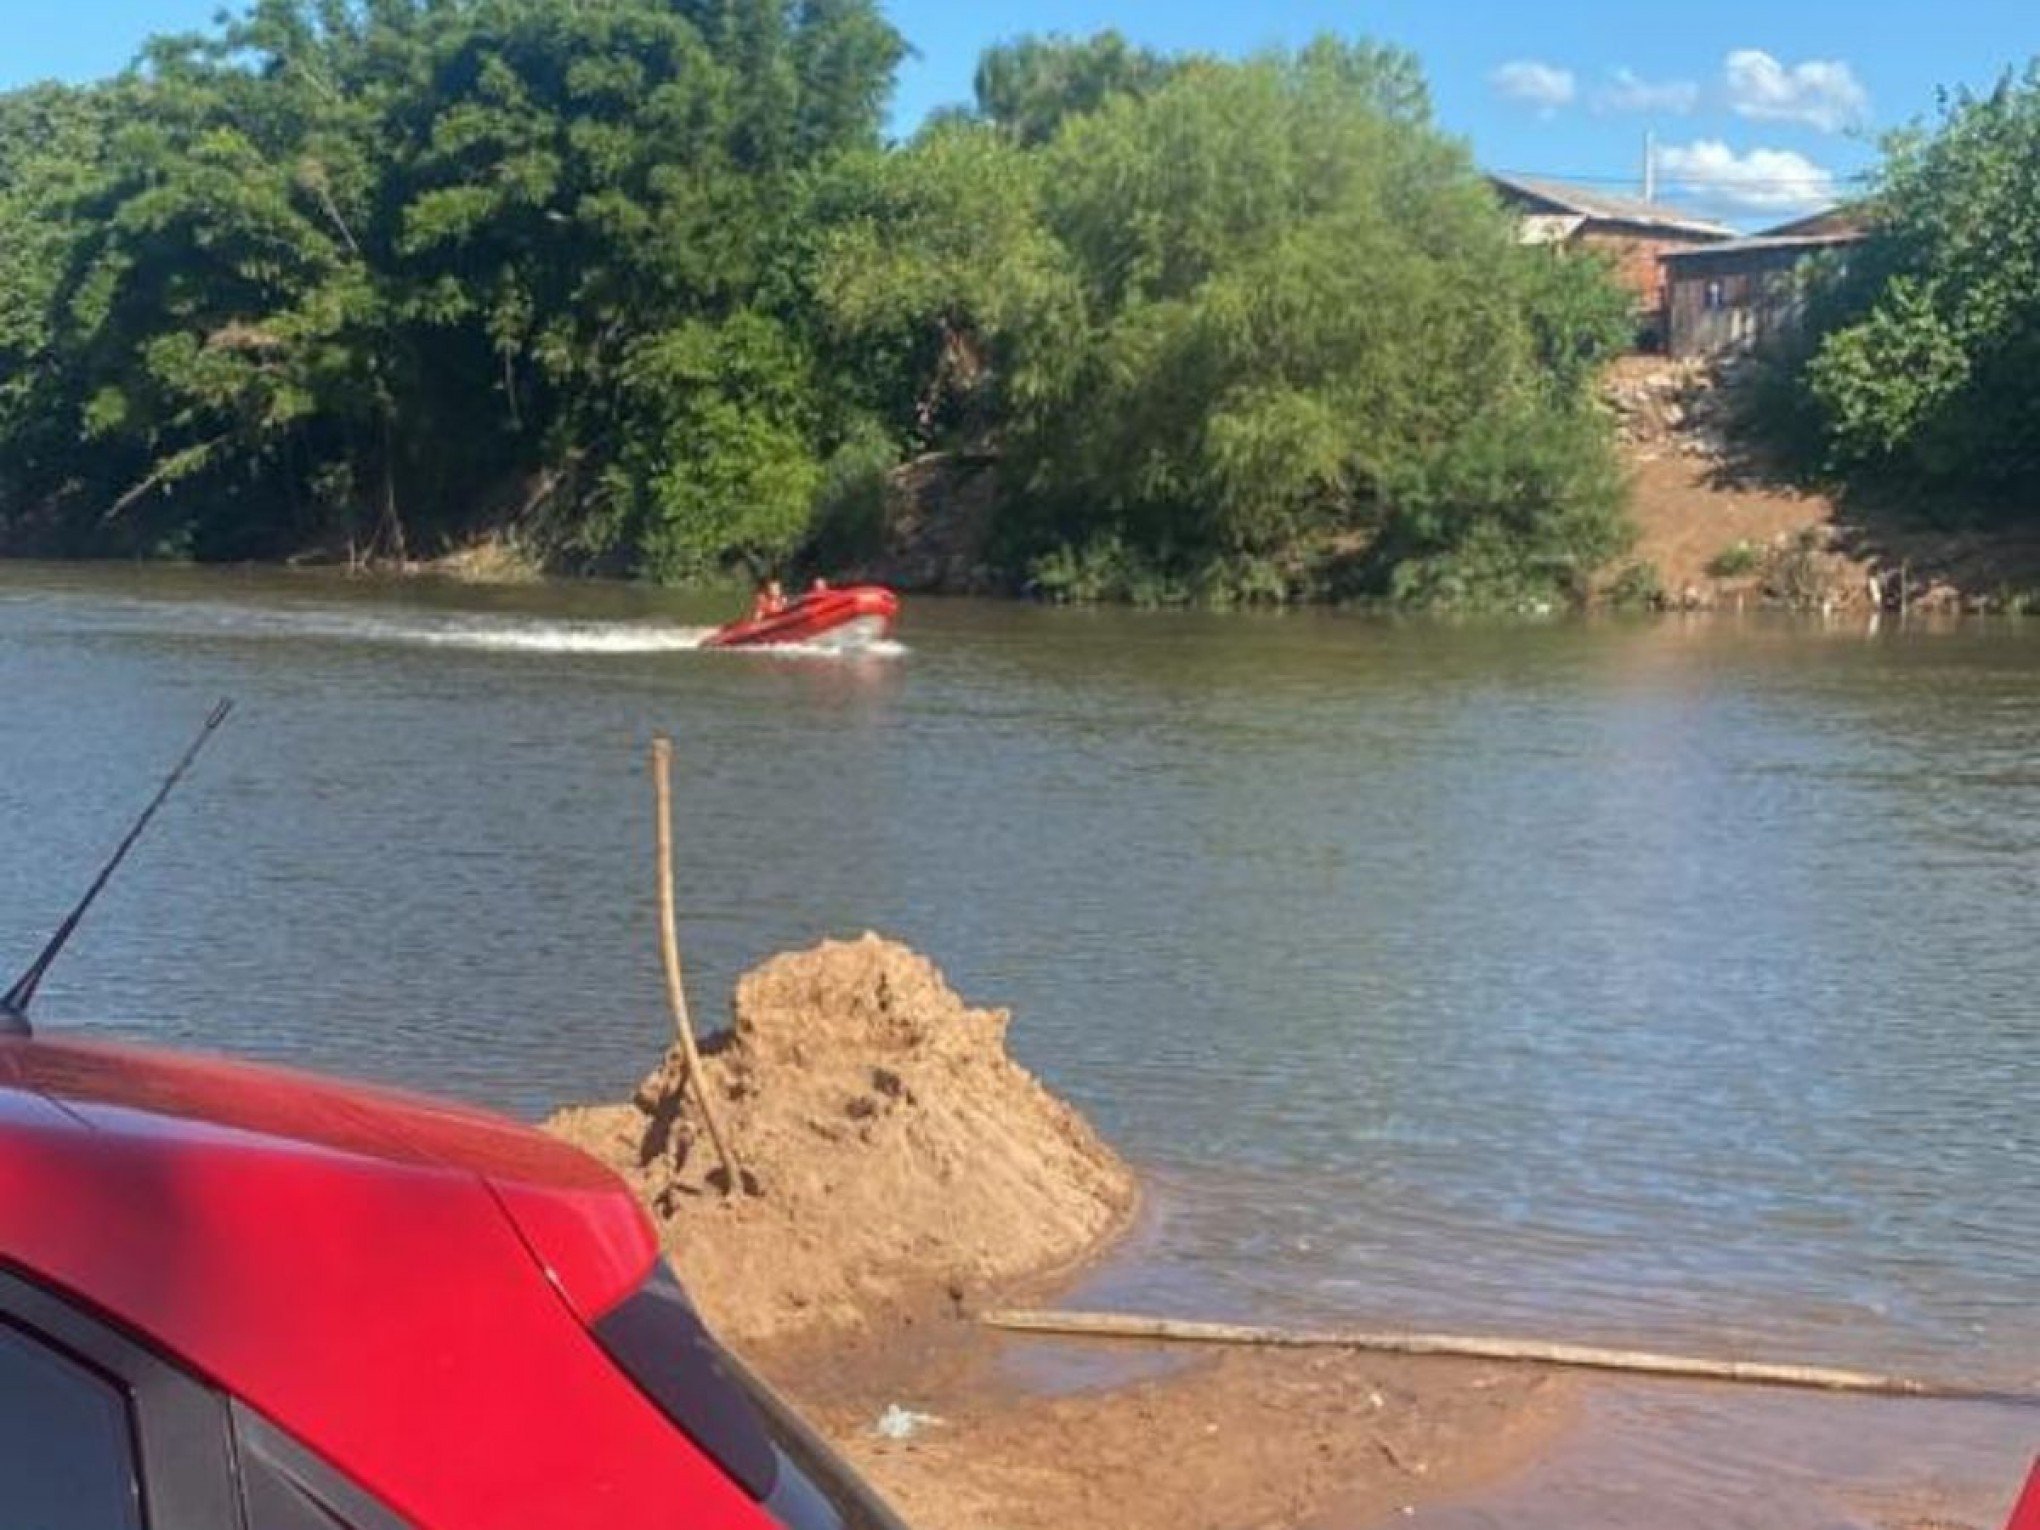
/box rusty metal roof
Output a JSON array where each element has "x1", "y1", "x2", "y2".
[
  {"x1": 1659, "y1": 231, "x2": 1865, "y2": 265},
  {"x1": 1488, "y1": 174, "x2": 1735, "y2": 240},
  {"x1": 1758, "y1": 204, "x2": 1872, "y2": 239}
]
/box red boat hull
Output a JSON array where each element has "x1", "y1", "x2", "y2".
[{"x1": 704, "y1": 585, "x2": 900, "y2": 649}]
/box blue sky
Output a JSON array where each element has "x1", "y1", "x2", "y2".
[{"x1": 6, "y1": 0, "x2": 2034, "y2": 227}]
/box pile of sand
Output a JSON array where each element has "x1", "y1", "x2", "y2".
[{"x1": 545, "y1": 934, "x2": 1135, "y2": 1345}]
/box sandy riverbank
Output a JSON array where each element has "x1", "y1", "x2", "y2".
[{"x1": 544, "y1": 935, "x2": 1574, "y2": 1530}]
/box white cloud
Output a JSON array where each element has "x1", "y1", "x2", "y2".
[
  {"x1": 1491, "y1": 60, "x2": 1576, "y2": 116},
  {"x1": 1655, "y1": 139, "x2": 1838, "y2": 216},
  {"x1": 1596, "y1": 68, "x2": 1700, "y2": 115},
  {"x1": 1724, "y1": 49, "x2": 1869, "y2": 133}
]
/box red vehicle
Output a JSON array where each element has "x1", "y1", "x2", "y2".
[
  {"x1": 2009, "y1": 1458, "x2": 2040, "y2": 1530},
  {"x1": 0, "y1": 705, "x2": 905, "y2": 1530},
  {"x1": 703, "y1": 585, "x2": 900, "y2": 650},
  {"x1": 0, "y1": 1028, "x2": 907, "y2": 1530}
]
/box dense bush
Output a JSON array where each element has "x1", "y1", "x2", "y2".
[
  {"x1": 0, "y1": 0, "x2": 904, "y2": 575},
  {"x1": 1758, "y1": 61, "x2": 2040, "y2": 512},
  {"x1": 1021, "y1": 44, "x2": 1632, "y2": 605},
  {"x1": 0, "y1": 8, "x2": 1636, "y2": 605},
  {"x1": 824, "y1": 39, "x2": 1634, "y2": 606}
]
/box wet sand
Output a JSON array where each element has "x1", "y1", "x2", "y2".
[
  {"x1": 1405, "y1": 1379, "x2": 2034, "y2": 1530},
  {"x1": 769, "y1": 1324, "x2": 1573, "y2": 1530}
]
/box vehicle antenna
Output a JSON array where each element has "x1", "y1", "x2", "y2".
[{"x1": 1, "y1": 698, "x2": 235, "y2": 1035}]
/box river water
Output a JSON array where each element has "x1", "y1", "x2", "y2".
[{"x1": 2, "y1": 563, "x2": 2033, "y2": 1525}]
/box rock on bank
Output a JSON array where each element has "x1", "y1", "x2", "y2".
[{"x1": 544, "y1": 934, "x2": 1135, "y2": 1346}]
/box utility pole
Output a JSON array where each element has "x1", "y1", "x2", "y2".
[{"x1": 1643, "y1": 129, "x2": 1657, "y2": 204}]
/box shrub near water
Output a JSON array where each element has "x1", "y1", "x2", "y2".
[
  {"x1": 986, "y1": 42, "x2": 1636, "y2": 606},
  {"x1": 1755, "y1": 60, "x2": 2040, "y2": 514},
  {"x1": 1707, "y1": 541, "x2": 1763, "y2": 578}
]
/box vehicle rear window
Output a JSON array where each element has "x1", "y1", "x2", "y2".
[
  {"x1": 594, "y1": 1266, "x2": 909, "y2": 1530},
  {"x1": 592, "y1": 1267, "x2": 779, "y2": 1498},
  {"x1": 0, "y1": 1319, "x2": 144, "y2": 1530}
]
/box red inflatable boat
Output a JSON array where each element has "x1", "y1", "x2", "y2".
[{"x1": 703, "y1": 584, "x2": 900, "y2": 649}]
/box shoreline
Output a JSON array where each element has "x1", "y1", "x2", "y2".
[
  {"x1": 736, "y1": 1174, "x2": 1581, "y2": 1530},
  {"x1": 13, "y1": 544, "x2": 2039, "y2": 626},
  {"x1": 13, "y1": 447, "x2": 2040, "y2": 622}
]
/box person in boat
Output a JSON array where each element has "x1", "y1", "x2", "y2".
[
  {"x1": 809, "y1": 576, "x2": 830, "y2": 595},
  {"x1": 751, "y1": 578, "x2": 788, "y2": 621}
]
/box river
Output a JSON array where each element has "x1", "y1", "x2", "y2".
[{"x1": 2, "y1": 562, "x2": 2033, "y2": 1527}]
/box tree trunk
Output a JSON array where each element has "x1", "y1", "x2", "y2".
[{"x1": 375, "y1": 413, "x2": 408, "y2": 565}]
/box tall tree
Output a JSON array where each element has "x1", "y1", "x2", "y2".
[
  {"x1": 0, "y1": 82, "x2": 125, "y2": 546},
  {"x1": 1001, "y1": 40, "x2": 1629, "y2": 603},
  {"x1": 0, "y1": 12, "x2": 1632, "y2": 605},
  {"x1": 972, "y1": 31, "x2": 1179, "y2": 145},
  {"x1": 0, "y1": 0, "x2": 904, "y2": 573},
  {"x1": 1798, "y1": 61, "x2": 2040, "y2": 502},
  {"x1": 814, "y1": 121, "x2": 1080, "y2": 444}
]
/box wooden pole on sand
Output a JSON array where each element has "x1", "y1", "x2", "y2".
[
  {"x1": 650, "y1": 736, "x2": 743, "y2": 1195},
  {"x1": 980, "y1": 1309, "x2": 2036, "y2": 1406}
]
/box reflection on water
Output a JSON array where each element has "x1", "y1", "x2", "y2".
[{"x1": 2, "y1": 562, "x2": 2034, "y2": 1525}]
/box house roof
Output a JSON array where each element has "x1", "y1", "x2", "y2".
[
  {"x1": 1759, "y1": 204, "x2": 1872, "y2": 239},
  {"x1": 1488, "y1": 173, "x2": 1735, "y2": 240},
  {"x1": 1659, "y1": 231, "x2": 1864, "y2": 266}
]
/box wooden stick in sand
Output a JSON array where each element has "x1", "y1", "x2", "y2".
[
  {"x1": 980, "y1": 1309, "x2": 2036, "y2": 1406},
  {"x1": 650, "y1": 736, "x2": 743, "y2": 1195}
]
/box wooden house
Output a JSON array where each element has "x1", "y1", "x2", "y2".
[
  {"x1": 1489, "y1": 174, "x2": 1734, "y2": 348},
  {"x1": 1659, "y1": 208, "x2": 1870, "y2": 358}
]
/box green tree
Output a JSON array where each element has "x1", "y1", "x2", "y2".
[
  {"x1": 607, "y1": 312, "x2": 822, "y2": 581},
  {"x1": 813, "y1": 121, "x2": 1080, "y2": 444},
  {"x1": 0, "y1": 0, "x2": 903, "y2": 572},
  {"x1": 1002, "y1": 40, "x2": 1630, "y2": 604},
  {"x1": 0, "y1": 82, "x2": 125, "y2": 546},
  {"x1": 1791, "y1": 61, "x2": 2040, "y2": 504},
  {"x1": 0, "y1": 11, "x2": 1631, "y2": 605},
  {"x1": 972, "y1": 31, "x2": 1179, "y2": 145}
]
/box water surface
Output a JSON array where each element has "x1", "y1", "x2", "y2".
[{"x1": 2, "y1": 563, "x2": 2033, "y2": 1523}]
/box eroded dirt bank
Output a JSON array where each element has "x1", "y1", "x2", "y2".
[
  {"x1": 545, "y1": 935, "x2": 1570, "y2": 1530},
  {"x1": 1609, "y1": 356, "x2": 2040, "y2": 611}
]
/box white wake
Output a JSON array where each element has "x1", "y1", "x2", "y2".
[{"x1": 71, "y1": 598, "x2": 907, "y2": 659}]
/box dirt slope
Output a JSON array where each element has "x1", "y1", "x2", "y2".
[
  {"x1": 1608, "y1": 356, "x2": 2040, "y2": 610},
  {"x1": 1607, "y1": 356, "x2": 1865, "y2": 606}
]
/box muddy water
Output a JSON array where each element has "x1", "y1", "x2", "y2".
[{"x1": 2, "y1": 563, "x2": 2034, "y2": 1525}]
